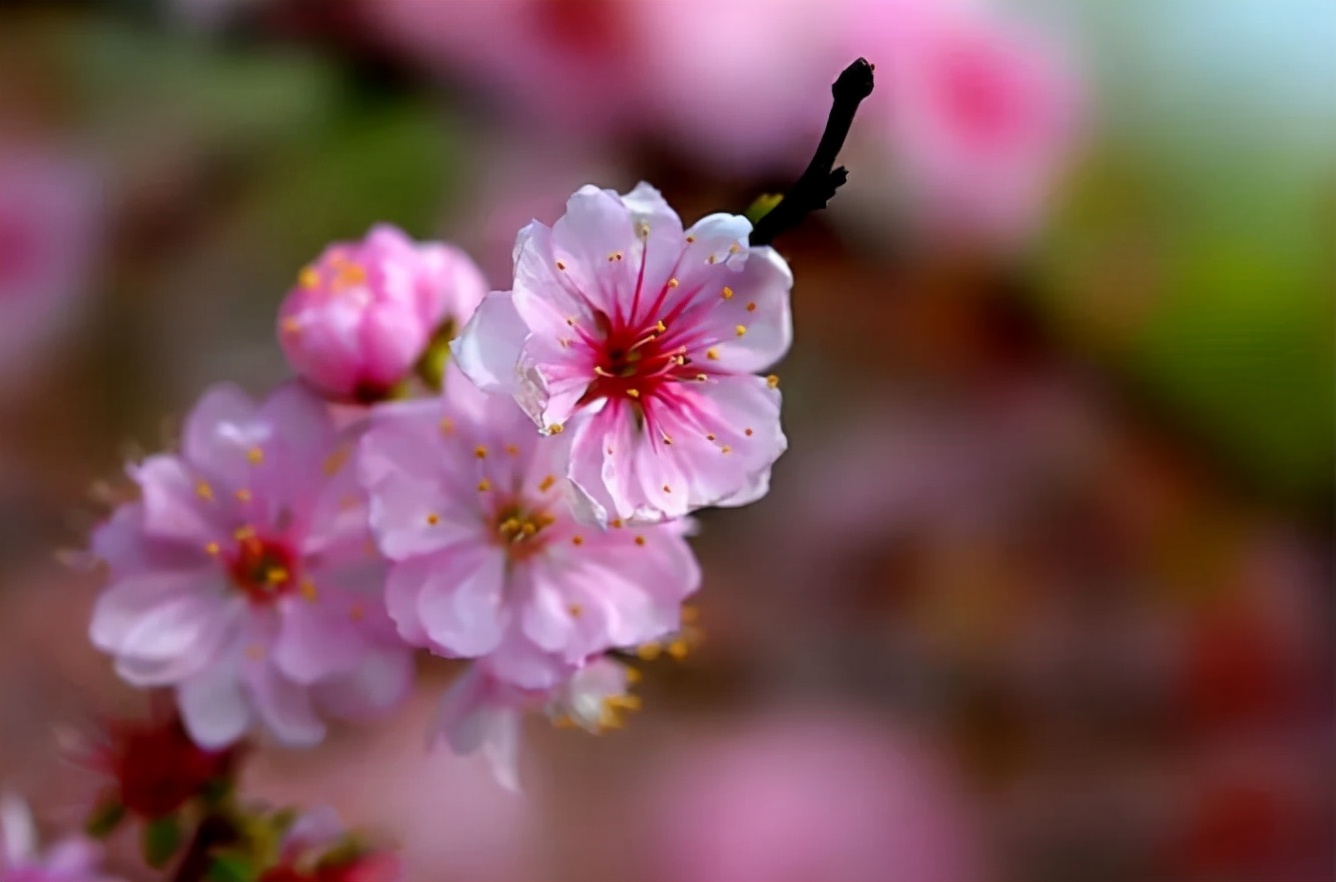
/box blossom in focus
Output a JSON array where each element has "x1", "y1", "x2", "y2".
[
  {"x1": 0, "y1": 797, "x2": 116, "y2": 882},
  {"x1": 88, "y1": 382, "x2": 413, "y2": 749},
  {"x1": 861, "y1": 0, "x2": 1081, "y2": 237},
  {"x1": 642, "y1": 714, "x2": 983, "y2": 882},
  {"x1": 358, "y1": 362, "x2": 699, "y2": 690},
  {"x1": 453, "y1": 183, "x2": 791, "y2": 525},
  {"x1": 81, "y1": 712, "x2": 240, "y2": 821},
  {"x1": 0, "y1": 145, "x2": 101, "y2": 398},
  {"x1": 434, "y1": 656, "x2": 638, "y2": 791},
  {"x1": 278, "y1": 225, "x2": 488, "y2": 402},
  {"x1": 257, "y1": 807, "x2": 402, "y2": 882}
]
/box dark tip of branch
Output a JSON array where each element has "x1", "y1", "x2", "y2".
[{"x1": 749, "y1": 58, "x2": 875, "y2": 248}]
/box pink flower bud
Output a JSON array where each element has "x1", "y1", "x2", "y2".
[{"x1": 278, "y1": 225, "x2": 488, "y2": 402}]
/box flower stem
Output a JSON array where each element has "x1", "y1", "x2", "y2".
[{"x1": 749, "y1": 58, "x2": 876, "y2": 247}]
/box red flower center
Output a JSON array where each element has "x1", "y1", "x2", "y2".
[
  {"x1": 582, "y1": 309, "x2": 698, "y2": 405},
  {"x1": 226, "y1": 530, "x2": 299, "y2": 605}
]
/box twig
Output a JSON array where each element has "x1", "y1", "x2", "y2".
[{"x1": 749, "y1": 58, "x2": 876, "y2": 247}]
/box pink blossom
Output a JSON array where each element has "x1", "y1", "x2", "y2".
[
  {"x1": 259, "y1": 807, "x2": 402, "y2": 882},
  {"x1": 0, "y1": 145, "x2": 101, "y2": 397},
  {"x1": 88, "y1": 382, "x2": 413, "y2": 749},
  {"x1": 278, "y1": 225, "x2": 488, "y2": 402},
  {"x1": 860, "y1": 0, "x2": 1081, "y2": 237},
  {"x1": 452, "y1": 183, "x2": 791, "y2": 525},
  {"x1": 359, "y1": 362, "x2": 699, "y2": 690},
  {"x1": 434, "y1": 656, "x2": 637, "y2": 791},
  {"x1": 0, "y1": 797, "x2": 116, "y2": 882},
  {"x1": 642, "y1": 714, "x2": 985, "y2": 882}
]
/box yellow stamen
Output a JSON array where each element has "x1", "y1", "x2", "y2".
[
  {"x1": 767, "y1": 374, "x2": 780, "y2": 388},
  {"x1": 298, "y1": 266, "x2": 320, "y2": 288},
  {"x1": 746, "y1": 302, "x2": 757, "y2": 312},
  {"x1": 477, "y1": 479, "x2": 491, "y2": 492},
  {"x1": 706, "y1": 348, "x2": 720, "y2": 360},
  {"x1": 474, "y1": 445, "x2": 488, "y2": 459},
  {"x1": 735, "y1": 324, "x2": 747, "y2": 337},
  {"x1": 572, "y1": 535, "x2": 584, "y2": 546},
  {"x1": 247, "y1": 446, "x2": 264, "y2": 464},
  {"x1": 634, "y1": 535, "x2": 646, "y2": 546},
  {"x1": 426, "y1": 513, "x2": 439, "y2": 525},
  {"x1": 539, "y1": 475, "x2": 556, "y2": 492},
  {"x1": 721, "y1": 287, "x2": 734, "y2": 300},
  {"x1": 300, "y1": 578, "x2": 318, "y2": 601},
  {"x1": 196, "y1": 481, "x2": 214, "y2": 501},
  {"x1": 234, "y1": 489, "x2": 252, "y2": 502},
  {"x1": 205, "y1": 542, "x2": 220, "y2": 556}
]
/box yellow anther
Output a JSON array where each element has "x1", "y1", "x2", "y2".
[
  {"x1": 668, "y1": 278, "x2": 679, "y2": 288},
  {"x1": 233, "y1": 525, "x2": 256, "y2": 541},
  {"x1": 235, "y1": 489, "x2": 252, "y2": 502},
  {"x1": 539, "y1": 474, "x2": 556, "y2": 492},
  {"x1": 281, "y1": 316, "x2": 302, "y2": 336},
  {"x1": 668, "y1": 640, "x2": 691, "y2": 660},
  {"x1": 634, "y1": 535, "x2": 646, "y2": 547},
  {"x1": 624, "y1": 667, "x2": 642, "y2": 683},
  {"x1": 548, "y1": 424, "x2": 564, "y2": 435},
  {"x1": 721, "y1": 286, "x2": 734, "y2": 300},
  {"x1": 707, "y1": 254, "x2": 717, "y2": 264},
  {"x1": 556, "y1": 260, "x2": 566, "y2": 271},
  {"x1": 662, "y1": 484, "x2": 672, "y2": 493},
  {"x1": 266, "y1": 567, "x2": 289, "y2": 585},
  {"x1": 521, "y1": 522, "x2": 537, "y2": 537},
  {"x1": 298, "y1": 266, "x2": 320, "y2": 289},
  {"x1": 300, "y1": 578, "x2": 317, "y2": 601},
  {"x1": 610, "y1": 518, "x2": 624, "y2": 529},
  {"x1": 196, "y1": 481, "x2": 214, "y2": 501},
  {"x1": 706, "y1": 433, "x2": 717, "y2": 441},
  {"x1": 247, "y1": 446, "x2": 264, "y2": 464},
  {"x1": 637, "y1": 222, "x2": 651, "y2": 238},
  {"x1": 439, "y1": 417, "x2": 455, "y2": 436},
  {"x1": 735, "y1": 325, "x2": 747, "y2": 337},
  {"x1": 696, "y1": 373, "x2": 709, "y2": 382},
  {"x1": 505, "y1": 443, "x2": 520, "y2": 456},
  {"x1": 637, "y1": 642, "x2": 662, "y2": 660},
  {"x1": 607, "y1": 694, "x2": 642, "y2": 711},
  {"x1": 745, "y1": 427, "x2": 754, "y2": 436},
  {"x1": 323, "y1": 446, "x2": 350, "y2": 476},
  {"x1": 474, "y1": 445, "x2": 487, "y2": 459},
  {"x1": 746, "y1": 302, "x2": 757, "y2": 312},
  {"x1": 477, "y1": 479, "x2": 492, "y2": 492},
  {"x1": 205, "y1": 542, "x2": 220, "y2": 556},
  {"x1": 568, "y1": 603, "x2": 583, "y2": 618},
  {"x1": 706, "y1": 348, "x2": 720, "y2": 360},
  {"x1": 608, "y1": 251, "x2": 623, "y2": 262},
  {"x1": 686, "y1": 234, "x2": 696, "y2": 243},
  {"x1": 662, "y1": 434, "x2": 674, "y2": 446},
  {"x1": 766, "y1": 374, "x2": 780, "y2": 388},
  {"x1": 655, "y1": 320, "x2": 667, "y2": 333},
  {"x1": 681, "y1": 605, "x2": 700, "y2": 623},
  {"x1": 627, "y1": 389, "x2": 641, "y2": 399},
  {"x1": 572, "y1": 535, "x2": 584, "y2": 546},
  {"x1": 721, "y1": 445, "x2": 733, "y2": 454},
  {"x1": 729, "y1": 243, "x2": 742, "y2": 254},
  {"x1": 426, "y1": 513, "x2": 439, "y2": 525}
]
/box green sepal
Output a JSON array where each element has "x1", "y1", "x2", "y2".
[
  {"x1": 143, "y1": 815, "x2": 185, "y2": 869},
  {"x1": 84, "y1": 800, "x2": 126, "y2": 838}
]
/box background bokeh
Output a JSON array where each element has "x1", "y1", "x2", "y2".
[{"x1": 0, "y1": 1, "x2": 1331, "y2": 880}]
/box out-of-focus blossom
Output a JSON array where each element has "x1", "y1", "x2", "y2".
[
  {"x1": 856, "y1": 0, "x2": 1081, "y2": 238},
  {"x1": 435, "y1": 656, "x2": 637, "y2": 791},
  {"x1": 278, "y1": 225, "x2": 488, "y2": 402},
  {"x1": 453, "y1": 182, "x2": 790, "y2": 524},
  {"x1": 642, "y1": 713, "x2": 984, "y2": 882},
  {"x1": 257, "y1": 807, "x2": 402, "y2": 882},
  {"x1": 0, "y1": 797, "x2": 115, "y2": 882},
  {"x1": 358, "y1": 362, "x2": 698, "y2": 690},
  {"x1": 362, "y1": 0, "x2": 842, "y2": 173},
  {"x1": 0, "y1": 146, "x2": 101, "y2": 398},
  {"x1": 80, "y1": 712, "x2": 240, "y2": 821},
  {"x1": 88, "y1": 382, "x2": 413, "y2": 749}
]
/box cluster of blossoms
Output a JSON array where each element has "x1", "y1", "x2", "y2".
[{"x1": 84, "y1": 181, "x2": 793, "y2": 800}]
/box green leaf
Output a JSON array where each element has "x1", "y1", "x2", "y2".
[
  {"x1": 143, "y1": 816, "x2": 185, "y2": 869},
  {"x1": 206, "y1": 852, "x2": 258, "y2": 882},
  {"x1": 84, "y1": 800, "x2": 126, "y2": 838}
]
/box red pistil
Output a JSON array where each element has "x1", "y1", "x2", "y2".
[{"x1": 226, "y1": 534, "x2": 299, "y2": 605}]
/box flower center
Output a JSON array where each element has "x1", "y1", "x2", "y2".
[
  {"x1": 493, "y1": 503, "x2": 557, "y2": 561},
  {"x1": 584, "y1": 312, "x2": 690, "y2": 404},
  {"x1": 225, "y1": 528, "x2": 299, "y2": 605}
]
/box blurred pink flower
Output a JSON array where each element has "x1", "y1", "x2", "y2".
[
  {"x1": 858, "y1": 0, "x2": 1081, "y2": 238},
  {"x1": 643, "y1": 713, "x2": 985, "y2": 882},
  {"x1": 0, "y1": 797, "x2": 115, "y2": 882},
  {"x1": 258, "y1": 806, "x2": 402, "y2": 882},
  {"x1": 453, "y1": 183, "x2": 790, "y2": 524},
  {"x1": 362, "y1": 0, "x2": 844, "y2": 172},
  {"x1": 435, "y1": 655, "x2": 635, "y2": 791},
  {"x1": 278, "y1": 225, "x2": 488, "y2": 402},
  {"x1": 0, "y1": 146, "x2": 101, "y2": 397},
  {"x1": 88, "y1": 382, "x2": 413, "y2": 749},
  {"x1": 358, "y1": 362, "x2": 698, "y2": 690}
]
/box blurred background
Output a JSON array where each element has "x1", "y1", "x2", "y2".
[{"x1": 0, "y1": 1, "x2": 1331, "y2": 880}]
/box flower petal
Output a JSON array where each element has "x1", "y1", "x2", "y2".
[
  {"x1": 415, "y1": 546, "x2": 507, "y2": 658},
  {"x1": 178, "y1": 656, "x2": 250, "y2": 749},
  {"x1": 246, "y1": 662, "x2": 326, "y2": 746},
  {"x1": 273, "y1": 598, "x2": 366, "y2": 684},
  {"x1": 451, "y1": 291, "x2": 528, "y2": 397}
]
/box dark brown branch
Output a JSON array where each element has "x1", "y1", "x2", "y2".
[{"x1": 749, "y1": 58, "x2": 875, "y2": 247}]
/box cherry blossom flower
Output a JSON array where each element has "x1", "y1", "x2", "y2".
[
  {"x1": 453, "y1": 183, "x2": 791, "y2": 525},
  {"x1": 257, "y1": 807, "x2": 402, "y2": 882},
  {"x1": 88, "y1": 382, "x2": 413, "y2": 749},
  {"x1": 359, "y1": 362, "x2": 699, "y2": 691},
  {"x1": 434, "y1": 656, "x2": 638, "y2": 791},
  {"x1": 278, "y1": 225, "x2": 488, "y2": 402},
  {"x1": 858, "y1": 0, "x2": 1082, "y2": 238},
  {"x1": 0, "y1": 797, "x2": 116, "y2": 882}
]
